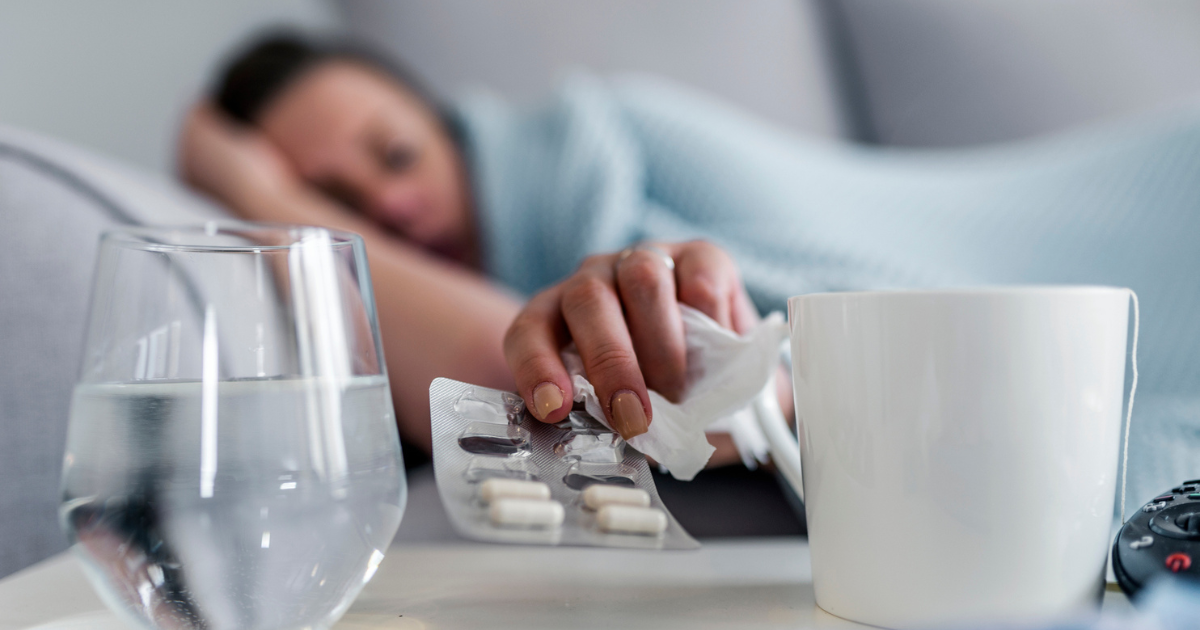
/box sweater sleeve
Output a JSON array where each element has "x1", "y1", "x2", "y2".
[{"x1": 453, "y1": 76, "x2": 651, "y2": 298}]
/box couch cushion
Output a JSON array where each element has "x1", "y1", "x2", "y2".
[
  {"x1": 0, "y1": 126, "x2": 226, "y2": 578},
  {"x1": 834, "y1": 0, "x2": 1200, "y2": 146}
]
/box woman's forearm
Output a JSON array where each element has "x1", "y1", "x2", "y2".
[
  {"x1": 232, "y1": 183, "x2": 520, "y2": 452},
  {"x1": 364, "y1": 234, "x2": 520, "y2": 452}
]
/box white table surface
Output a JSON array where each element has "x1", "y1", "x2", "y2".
[{"x1": 0, "y1": 539, "x2": 1133, "y2": 630}]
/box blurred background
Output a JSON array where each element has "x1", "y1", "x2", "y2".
[
  {"x1": 4, "y1": 0, "x2": 1200, "y2": 581},
  {"x1": 4, "y1": 0, "x2": 1200, "y2": 176}
]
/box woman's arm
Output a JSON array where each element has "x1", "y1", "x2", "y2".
[{"x1": 179, "y1": 104, "x2": 518, "y2": 452}]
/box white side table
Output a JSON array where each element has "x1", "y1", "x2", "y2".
[{"x1": 0, "y1": 539, "x2": 1132, "y2": 630}]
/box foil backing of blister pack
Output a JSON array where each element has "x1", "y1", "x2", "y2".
[{"x1": 429, "y1": 377, "x2": 700, "y2": 549}]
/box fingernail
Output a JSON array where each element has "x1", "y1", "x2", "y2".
[
  {"x1": 610, "y1": 390, "x2": 649, "y2": 439},
  {"x1": 532, "y1": 382, "x2": 564, "y2": 420}
]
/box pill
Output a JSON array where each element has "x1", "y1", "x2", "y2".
[
  {"x1": 596, "y1": 504, "x2": 667, "y2": 535},
  {"x1": 582, "y1": 484, "x2": 651, "y2": 510},
  {"x1": 479, "y1": 478, "x2": 550, "y2": 503},
  {"x1": 489, "y1": 498, "x2": 564, "y2": 529}
]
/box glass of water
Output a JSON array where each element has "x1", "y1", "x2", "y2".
[{"x1": 60, "y1": 223, "x2": 406, "y2": 630}]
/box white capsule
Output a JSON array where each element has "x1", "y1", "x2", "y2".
[
  {"x1": 479, "y1": 478, "x2": 551, "y2": 503},
  {"x1": 596, "y1": 504, "x2": 667, "y2": 535},
  {"x1": 582, "y1": 484, "x2": 651, "y2": 510},
  {"x1": 489, "y1": 499, "x2": 564, "y2": 529}
]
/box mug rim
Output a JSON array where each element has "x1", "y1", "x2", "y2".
[{"x1": 788, "y1": 285, "x2": 1129, "y2": 305}]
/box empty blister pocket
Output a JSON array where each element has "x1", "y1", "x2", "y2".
[
  {"x1": 554, "y1": 432, "x2": 625, "y2": 463},
  {"x1": 563, "y1": 462, "x2": 637, "y2": 490},
  {"x1": 465, "y1": 456, "x2": 540, "y2": 483},
  {"x1": 554, "y1": 410, "x2": 611, "y2": 434},
  {"x1": 454, "y1": 387, "x2": 525, "y2": 423},
  {"x1": 458, "y1": 421, "x2": 531, "y2": 456}
]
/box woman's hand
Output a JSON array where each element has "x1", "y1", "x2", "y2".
[
  {"x1": 178, "y1": 102, "x2": 298, "y2": 211},
  {"x1": 503, "y1": 241, "x2": 760, "y2": 440}
]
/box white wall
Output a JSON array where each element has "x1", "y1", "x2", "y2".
[
  {"x1": 0, "y1": 0, "x2": 341, "y2": 174},
  {"x1": 339, "y1": 0, "x2": 847, "y2": 138}
]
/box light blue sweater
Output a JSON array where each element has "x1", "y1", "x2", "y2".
[{"x1": 454, "y1": 76, "x2": 1200, "y2": 504}]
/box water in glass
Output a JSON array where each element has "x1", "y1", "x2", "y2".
[{"x1": 59, "y1": 224, "x2": 406, "y2": 630}]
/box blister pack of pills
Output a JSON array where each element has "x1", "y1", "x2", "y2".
[{"x1": 429, "y1": 377, "x2": 700, "y2": 549}]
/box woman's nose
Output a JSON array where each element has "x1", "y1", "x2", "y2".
[{"x1": 367, "y1": 181, "x2": 421, "y2": 221}]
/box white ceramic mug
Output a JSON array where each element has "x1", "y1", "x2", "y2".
[{"x1": 778, "y1": 287, "x2": 1132, "y2": 629}]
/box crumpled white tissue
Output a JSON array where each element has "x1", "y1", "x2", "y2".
[{"x1": 561, "y1": 305, "x2": 789, "y2": 480}]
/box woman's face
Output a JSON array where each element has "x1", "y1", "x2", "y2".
[{"x1": 258, "y1": 60, "x2": 471, "y2": 254}]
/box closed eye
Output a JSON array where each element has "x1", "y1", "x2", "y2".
[{"x1": 380, "y1": 142, "x2": 417, "y2": 173}]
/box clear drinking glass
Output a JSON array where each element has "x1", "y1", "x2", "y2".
[{"x1": 59, "y1": 223, "x2": 406, "y2": 630}]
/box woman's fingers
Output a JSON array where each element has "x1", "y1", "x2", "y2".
[
  {"x1": 730, "y1": 281, "x2": 761, "y2": 335},
  {"x1": 504, "y1": 241, "x2": 756, "y2": 441},
  {"x1": 614, "y1": 248, "x2": 688, "y2": 402},
  {"x1": 672, "y1": 241, "x2": 737, "y2": 329},
  {"x1": 503, "y1": 288, "x2": 574, "y2": 423},
  {"x1": 560, "y1": 256, "x2": 652, "y2": 439}
]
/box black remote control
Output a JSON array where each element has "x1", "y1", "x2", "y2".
[{"x1": 1113, "y1": 479, "x2": 1200, "y2": 598}]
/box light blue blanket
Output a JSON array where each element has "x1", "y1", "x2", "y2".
[{"x1": 453, "y1": 76, "x2": 1200, "y2": 504}]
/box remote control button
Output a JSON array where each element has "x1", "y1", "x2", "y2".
[
  {"x1": 1150, "y1": 506, "x2": 1200, "y2": 540},
  {"x1": 1154, "y1": 495, "x2": 1175, "y2": 503},
  {"x1": 1130, "y1": 535, "x2": 1154, "y2": 550},
  {"x1": 1190, "y1": 493, "x2": 1200, "y2": 500},
  {"x1": 1185, "y1": 479, "x2": 1200, "y2": 485},
  {"x1": 1144, "y1": 502, "x2": 1168, "y2": 513},
  {"x1": 1166, "y1": 552, "x2": 1192, "y2": 573},
  {"x1": 1177, "y1": 513, "x2": 1200, "y2": 535}
]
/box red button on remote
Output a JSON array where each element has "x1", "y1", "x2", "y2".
[{"x1": 1166, "y1": 552, "x2": 1192, "y2": 572}]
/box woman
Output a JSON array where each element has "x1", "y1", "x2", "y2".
[
  {"x1": 180, "y1": 34, "x2": 768, "y2": 468},
  {"x1": 181, "y1": 34, "x2": 1200, "y2": 508}
]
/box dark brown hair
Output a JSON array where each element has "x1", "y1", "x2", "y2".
[{"x1": 213, "y1": 30, "x2": 440, "y2": 125}]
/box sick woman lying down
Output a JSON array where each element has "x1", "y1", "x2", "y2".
[{"x1": 180, "y1": 33, "x2": 1200, "y2": 506}]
